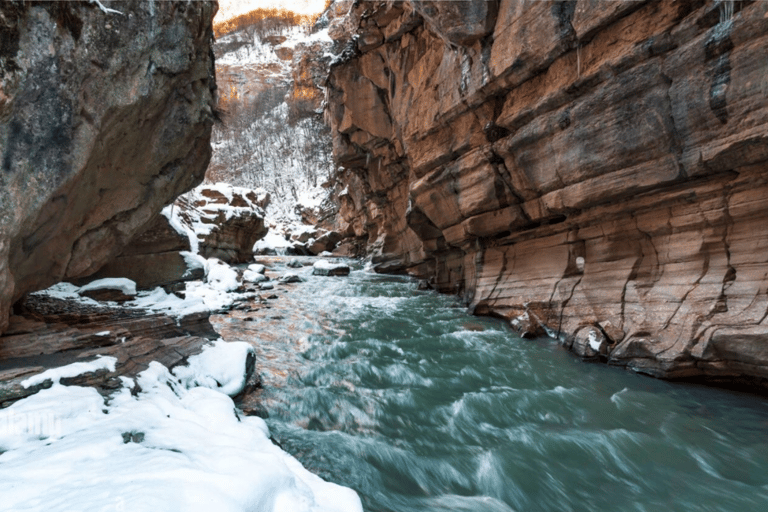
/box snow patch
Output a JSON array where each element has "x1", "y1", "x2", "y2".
[
  {"x1": 21, "y1": 356, "x2": 118, "y2": 389},
  {"x1": 78, "y1": 277, "x2": 137, "y2": 297}
]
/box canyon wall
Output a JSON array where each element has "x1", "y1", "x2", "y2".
[
  {"x1": 325, "y1": 0, "x2": 768, "y2": 385},
  {"x1": 0, "y1": 1, "x2": 218, "y2": 334}
]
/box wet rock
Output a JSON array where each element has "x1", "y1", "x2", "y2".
[
  {"x1": 572, "y1": 327, "x2": 608, "y2": 359},
  {"x1": 312, "y1": 260, "x2": 351, "y2": 277},
  {"x1": 259, "y1": 282, "x2": 275, "y2": 290},
  {"x1": 286, "y1": 259, "x2": 303, "y2": 269},
  {"x1": 279, "y1": 273, "x2": 302, "y2": 284},
  {"x1": 510, "y1": 311, "x2": 547, "y2": 339},
  {"x1": 0, "y1": 1, "x2": 217, "y2": 334}
]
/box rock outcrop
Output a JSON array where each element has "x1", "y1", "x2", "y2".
[
  {"x1": 0, "y1": 1, "x2": 218, "y2": 334},
  {"x1": 175, "y1": 183, "x2": 269, "y2": 263},
  {"x1": 75, "y1": 213, "x2": 203, "y2": 290},
  {"x1": 325, "y1": 1, "x2": 768, "y2": 385},
  {"x1": 0, "y1": 294, "x2": 219, "y2": 407}
]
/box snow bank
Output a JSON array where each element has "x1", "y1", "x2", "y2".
[
  {"x1": 0, "y1": 344, "x2": 363, "y2": 512},
  {"x1": 206, "y1": 259, "x2": 240, "y2": 292},
  {"x1": 34, "y1": 258, "x2": 246, "y2": 319},
  {"x1": 173, "y1": 340, "x2": 254, "y2": 397}
]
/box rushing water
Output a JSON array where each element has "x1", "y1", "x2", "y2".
[{"x1": 213, "y1": 258, "x2": 768, "y2": 512}]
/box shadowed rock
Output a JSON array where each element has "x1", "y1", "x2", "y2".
[{"x1": 0, "y1": 1, "x2": 218, "y2": 334}]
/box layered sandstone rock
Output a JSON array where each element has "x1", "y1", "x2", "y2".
[
  {"x1": 176, "y1": 184, "x2": 269, "y2": 263},
  {"x1": 0, "y1": 1, "x2": 218, "y2": 334},
  {"x1": 325, "y1": 1, "x2": 768, "y2": 385}
]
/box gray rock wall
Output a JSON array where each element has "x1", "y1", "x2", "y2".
[{"x1": 0, "y1": 1, "x2": 218, "y2": 333}]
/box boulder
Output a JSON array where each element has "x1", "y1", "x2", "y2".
[
  {"x1": 77, "y1": 278, "x2": 137, "y2": 303},
  {"x1": 279, "y1": 273, "x2": 302, "y2": 284},
  {"x1": 287, "y1": 259, "x2": 303, "y2": 269},
  {"x1": 0, "y1": 1, "x2": 217, "y2": 334},
  {"x1": 312, "y1": 260, "x2": 351, "y2": 277}
]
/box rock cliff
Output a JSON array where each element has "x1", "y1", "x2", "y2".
[
  {"x1": 0, "y1": 0, "x2": 218, "y2": 334},
  {"x1": 325, "y1": 1, "x2": 768, "y2": 385}
]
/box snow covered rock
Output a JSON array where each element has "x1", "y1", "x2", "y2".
[
  {"x1": 172, "y1": 340, "x2": 256, "y2": 397},
  {"x1": 279, "y1": 273, "x2": 303, "y2": 284},
  {"x1": 243, "y1": 270, "x2": 269, "y2": 283},
  {"x1": 205, "y1": 259, "x2": 240, "y2": 292},
  {"x1": 312, "y1": 260, "x2": 351, "y2": 277},
  {"x1": 170, "y1": 183, "x2": 269, "y2": 264},
  {"x1": 0, "y1": 352, "x2": 363, "y2": 512},
  {"x1": 287, "y1": 258, "x2": 304, "y2": 269},
  {"x1": 77, "y1": 278, "x2": 137, "y2": 303}
]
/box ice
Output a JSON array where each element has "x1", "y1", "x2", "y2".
[{"x1": 0, "y1": 345, "x2": 363, "y2": 512}]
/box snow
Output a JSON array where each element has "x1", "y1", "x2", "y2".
[
  {"x1": 248, "y1": 263, "x2": 267, "y2": 275},
  {"x1": 0, "y1": 346, "x2": 363, "y2": 512},
  {"x1": 313, "y1": 259, "x2": 341, "y2": 271},
  {"x1": 277, "y1": 27, "x2": 332, "y2": 50},
  {"x1": 21, "y1": 356, "x2": 118, "y2": 389},
  {"x1": 206, "y1": 259, "x2": 240, "y2": 292},
  {"x1": 588, "y1": 329, "x2": 603, "y2": 352},
  {"x1": 78, "y1": 277, "x2": 137, "y2": 296},
  {"x1": 172, "y1": 340, "x2": 254, "y2": 397},
  {"x1": 31, "y1": 282, "x2": 100, "y2": 305},
  {"x1": 254, "y1": 230, "x2": 294, "y2": 254}
]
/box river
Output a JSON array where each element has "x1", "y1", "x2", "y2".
[{"x1": 212, "y1": 258, "x2": 768, "y2": 512}]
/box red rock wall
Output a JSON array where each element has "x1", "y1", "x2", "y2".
[
  {"x1": 325, "y1": 0, "x2": 768, "y2": 384},
  {"x1": 0, "y1": 1, "x2": 218, "y2": 333}
]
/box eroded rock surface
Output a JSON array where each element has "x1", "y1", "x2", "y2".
[
  {"x1": 0, "y1": 294, "x2": 219, "y2": 407},
  {"x1": 176, "y1": 184, "x2": 269, "y2": 263},
  {"x1": 325, "y1": 1, "x2": 768, "y2": 385},
  {"x1": 0, "y1": 1, "x2": 218, "y2": 333}
]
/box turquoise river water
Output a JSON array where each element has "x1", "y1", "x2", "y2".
[{"x1": 214, "y1": 259, "x2": 768, "y2": 512}]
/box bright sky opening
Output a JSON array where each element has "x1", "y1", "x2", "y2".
[{"x1": 215, "y1": 0, "x2": 328, "y2": 23}]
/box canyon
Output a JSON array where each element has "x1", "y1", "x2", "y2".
[{"x1": 324, "y1": 0, "x2": 768, "y2": 386}]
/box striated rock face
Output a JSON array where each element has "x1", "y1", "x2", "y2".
[
  {"x1": 0, "y1": 1, "x2": 218, "y2": 333},
  {"x1": 176, "y1": 184, "x2": 269, "y2": 263},
  {"x1": 326, "y1": 1, "x2": 768, "y2": 385}
]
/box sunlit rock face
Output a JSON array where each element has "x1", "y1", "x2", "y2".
[
  {"x1": 326, "y1": 1, "x2": 768, "y2": 384},
  {"x1": 0, "y1": 1, "x2": 218, "y2": 333}
]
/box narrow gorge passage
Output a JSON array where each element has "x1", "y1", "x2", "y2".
[{"x1": 213, "y1": 258, "x2": 768, "y2": 512}]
